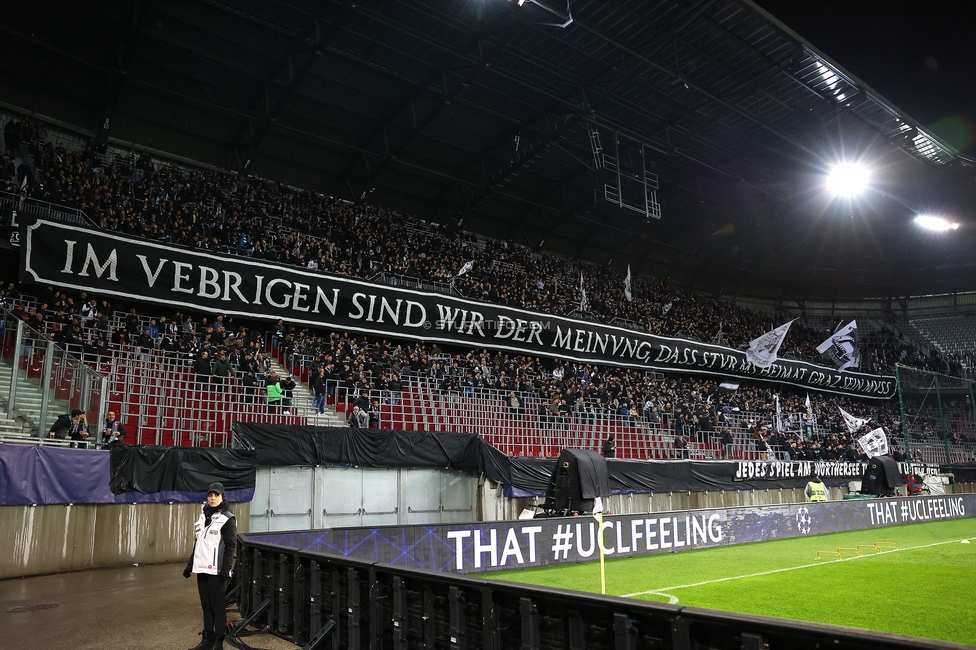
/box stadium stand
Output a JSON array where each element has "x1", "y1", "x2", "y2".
[
  {"x1": 2, "y1": 111, "x2": 958, "y2": 378},
  {"x1": 909, "y1": 313, "x2": 976, "y2": 365},
  {"x1": 2, "y1": 113, "x2": 975, "y2": 464},
  {"x1": 2, "y1": 282, "x2": 974, "y2": 464}
]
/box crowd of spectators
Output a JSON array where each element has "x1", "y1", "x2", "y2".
[
  {"x1": 4, "y1": 114, "x2": 961, "y2": 379},
  {"x1": 4, "y1": 274, "x2": 975, "y2": 456},
  {"x1": 3, "y1": 114, "x2": 974, "y2": 457},
  {"x1": 274, "y1": 321, "x2": 976, "y2": 452}
]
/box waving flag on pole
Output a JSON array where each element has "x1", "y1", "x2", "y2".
[
  {"x1": 624, "y1": 265, "x2": 632, "y2": 302},
  {"x1": 817, "y1": 320, "x2": 861, "y2": 371},
  {"x1": 839, "y1": 407, "x2": 870, "y2": 434},
  {"x1": 745, "y1": 320, "x2": 794, "y2": 368},
  {"x1": 455, "y1": 260, "x2": 474, "y2": 278},
  {"x1": 858, "y1": 427, "x2": 889, "y2": 458},
  {"x1": 579, "y1": 273, "x2": 589, "y2": 312},
  {"x1": 775, "y1": 394, "x2": 782, "y2": 432}
]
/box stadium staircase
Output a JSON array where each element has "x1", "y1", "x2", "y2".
[
  {"x1": 0, "y1": 357, "x2": 69, "y2": 440},
  {"x1": 266, "y1": 356, "x2": 347, "y2": 427},
  {"x1": 0, "y1": 414, "x2": 34, "y2": 442}
]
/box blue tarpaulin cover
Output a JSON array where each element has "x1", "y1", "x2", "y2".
[{"x1": 0, "y1": 445, "x2": 254, "y2": 505}]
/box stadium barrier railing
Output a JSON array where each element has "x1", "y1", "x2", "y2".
[
  {"x1": 0, "y1": 307, "x2": 108, "y2": 441},
  {"x1": 4, "y1": 306, "x2": 974, "y2": 462},
  {"x1": 234, "y1": 537, "x2": 955, "y2": 650}
]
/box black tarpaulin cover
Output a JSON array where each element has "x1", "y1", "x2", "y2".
[
  {"x1": 566, "y1": 449, "x2": 611, "y2": 499},
  {"x1": 510, "y1": 457, "x2": 854, "y2": 494},
  {"x1": 509, "y1": 457, "x2": 557, "y2": 493},
  {"x1": 610, "y1": 458, "x2": 740, "y2": 492},
  {"x1": 232, "y1": 424, "x2": 513, "y2": 485},
  {"x1": 543, "y1": 449, "x2": 611, "y2": 513},
  {"x1": 109, "y1": 445, "x2": 257, "y2": 495},
  {"x1": 861, "y1": 455, "x2": 902, "y2": 495},
  {"x1": 944, "y1": 463, "x2": 976, "y2": 483},
  {"x1": 517, "y1": 457, "x2": 742, "y2": 494},
  {"x1": 229, "y1": 424, "x2": 901, "y2": 495}
]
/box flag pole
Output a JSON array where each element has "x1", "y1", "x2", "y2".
[{"x1": 597, "y1": 510, "x2": 606, "y2": 594}]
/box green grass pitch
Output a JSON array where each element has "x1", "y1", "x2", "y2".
[{"x1": 486, "y1": 518, "x2": 976, "y2": 645}]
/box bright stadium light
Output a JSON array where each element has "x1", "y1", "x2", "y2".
[
  {"x1": 826, "y1": 162, "x2": 870, "y2": 197},
  {"x1": 509, "y1": 0, "x2": 572, "y2": 26},
  {"x1": 915, "y1": 215, "x2": 960, "y2": 231}
]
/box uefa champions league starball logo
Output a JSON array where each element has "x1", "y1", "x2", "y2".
[{"x1": 796, "y1": 507, "x2": 813, "y2": 535}]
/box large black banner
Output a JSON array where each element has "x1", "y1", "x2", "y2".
[
  {"x1": 508, "y1": 456, "x2": 939, "y2": 495},
  {"x1": 21, "y1": 219, "x2": 895, "y2": 398}
]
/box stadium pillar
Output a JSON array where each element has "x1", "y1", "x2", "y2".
[
  {"x1": 7, "y1": 320, "x2": 22, "y2": 420},
  {"x1": 37, "y1": 339, "x2": 55, "y2": 439},
  {"x1": 895, "y1": 365, "x2": 910, "y2": 458},
  {"x1": 934, "y1": 374, "x2": 952, "y2": 466},
  {"x1": 968, "y1": 380, "x2": 976, "y2": 454}
]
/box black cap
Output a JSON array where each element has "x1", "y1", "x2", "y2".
[
  {"x1": 207, "y1": 482, "x2": 225, "y2": 497},
  {"x1": 70, "y1": 408, "x2": 84, "y2": 417}
]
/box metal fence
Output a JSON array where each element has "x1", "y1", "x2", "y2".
[
  {"x1": 93, "y1": 348, "x2": 309, "y2": 447},
  {"x1": 0, "y1": 189, "x2": 98, "y2": 233},
  {"x1": 2, "y1": 318, "x2": 974, "y2": 463},
  {"x1": 0, "y1": 307, "x2": 108, "y2": 440},
  {"x1": 278, "y1": 350, "x2": 976, "y2": 462}
]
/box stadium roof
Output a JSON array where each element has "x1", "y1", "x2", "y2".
[{"x1": 4, "y1": 0, "x2": 976, "y2": 301}]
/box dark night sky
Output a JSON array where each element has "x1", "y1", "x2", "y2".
[{"x1": 756, "y1": 0, "x2": 976, "y2": 156}]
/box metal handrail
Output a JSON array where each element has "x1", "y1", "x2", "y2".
[
  {"x1": 370, "y1": 272, "x2": 458, "y2": 296},
  {"x1": 0, "y1": 306, "x2": 108, "y2": 438},
  {"x1": 0, "y1": 189, "x2": 99, "y2": 230}
]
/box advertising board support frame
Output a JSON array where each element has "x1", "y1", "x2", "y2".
[{"x1": 235, "y1": 538, "x2": 958, "y2": 650}]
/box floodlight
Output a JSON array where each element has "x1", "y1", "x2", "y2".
[
  {"x1": 915, "y1": 215, "x2": 960, "y2": 231},
  {"x1": 826, "y1": 163, "x2": 869, "y2": 197}
]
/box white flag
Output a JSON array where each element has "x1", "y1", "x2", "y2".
[
  {"x1": 805, "y1": 393, "x2": 812, "y2": 419},
  {"x1": 661, "y1": 301, "x2": 673, "y2": 318},
  {"x1": 579, "y1": 273, "x2": 589, "y2": 312},
  {"x1": 839, "y1": 407, "x2": 870, "y2": 434},
  {"x1": 624, "y1": 265, "x2": 632, "y2": 302},
  {"x1": 858, "y1": 427, "x2": 888, "y2": 458},
  {"x1": 745, "y1": 320, "x2": 793, "y2": 368},
  {"x1": 775, "y1": 394, "x2": 782, "y2": 432},
  {"x1": 455, "y1": 260, "x2": 474, "y2": 278},
  {"x1": 817, "y1": 320, "x2": 860, "y2": 371},
  {"x1": 718, "y1": 381, "x2": 739, "y2": 391}
]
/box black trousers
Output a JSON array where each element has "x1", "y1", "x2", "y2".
[{"x1": 197, "y1": 573, "x2": 227, "y2": 636}]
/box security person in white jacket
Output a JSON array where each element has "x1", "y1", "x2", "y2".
[{"x1": 183, "y1": 482, "x2": 237, "y2": 650}]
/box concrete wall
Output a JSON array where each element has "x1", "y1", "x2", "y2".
[
  {"x1": 3, "y1": 474, "x2": 972, "y2": 578},
  {"x1": 249, "y1": 466, "x2": 478, "y2": 532},
  {"x1": 0, "y1": 500, "x2": 249, "y2": 579}
]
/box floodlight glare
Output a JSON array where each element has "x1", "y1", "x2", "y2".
[
  {"x1": 825, "y1": 163, "x2": 869, "y2": 196},
  {"x1": 915, "y1": 215, "x2": 960, "y2": 231}
]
